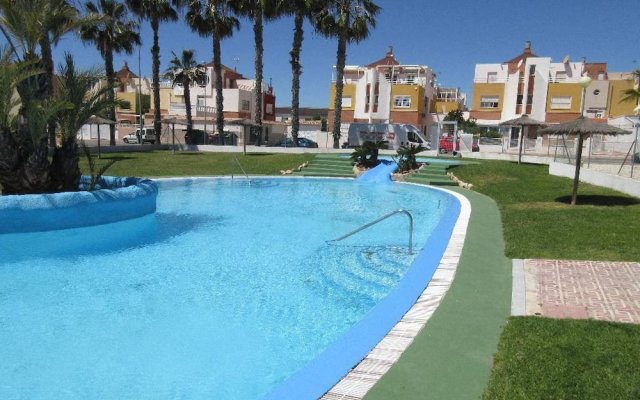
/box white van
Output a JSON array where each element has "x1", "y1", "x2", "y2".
[
  {"x1": 125, "y1": 127, "x2": 157, "y2": 144},
  {"x1": 346, "y1": 123, "x2": 431, "y2": 150}
]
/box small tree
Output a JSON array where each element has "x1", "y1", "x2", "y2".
[{"x1": 396, "y1": 144, "x2": 426, "y2": 173}]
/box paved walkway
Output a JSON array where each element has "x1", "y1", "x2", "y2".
[{"x1": 515, "y1": 259, "x2": 640, "y2": 324}]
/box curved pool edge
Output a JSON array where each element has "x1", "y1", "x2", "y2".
[
  {"x1": 0, "y1": 176, "x2": 158, "y2": 233},
  {"x1": 263, "y1": 183, "x2": 471, "y2": 400}
]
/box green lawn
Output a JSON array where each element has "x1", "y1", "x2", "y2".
[
  {"x1": 81, "y1": 151, "x2": 314, "y2": 178},
  {"x1": 451, "y1": 160, "x2": 640, "y2": 261},
  {"x1": 483, "y1": 317, "x2": 640, "y2": 400}
]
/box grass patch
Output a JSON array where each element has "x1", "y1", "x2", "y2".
[
  {"x1": 80, "y1": 151, "x2": 314, "y2": 177},
  {"x1": 452, "y1": 160, "x2": 640, "y2": 261},
  {"x1": 483, "y1": 317, "x2": 640, "y2": 400}
]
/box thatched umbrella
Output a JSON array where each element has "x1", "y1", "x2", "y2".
[
  {"x1": 162, "y1": 117, "x2": 188, "y2": 153},
  {"x1": 86, "y1": 115, "x2": 116, "y2": 159},
  {"x1": 499, "y1": 114, "x2": 546, "y2": 164},
  {"x1": 539, "y1": 116, "x2": 631, "y2": 205}
]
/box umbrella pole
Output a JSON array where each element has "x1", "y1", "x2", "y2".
[
  {"x1": 518, "y1": 126, "x2": 524, "y2": 164},
  {"x1": 172, "y1": 123, "x2": 175, "y2": 154},
  {"x1": 571, "y1": 135, "x2": 585, "y2": 205},
  {"x1": 97, "y1": 124, "x2": 101, "y2": 159}
]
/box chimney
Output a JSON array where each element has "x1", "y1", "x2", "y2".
[
  {"x1": 524, "y1": 41, "x2": 532, "y2": 54},
  {"x1": 386, "y1": 46, "x2": 393, "y2": 57}
]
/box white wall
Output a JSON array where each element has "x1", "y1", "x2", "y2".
[
  {"x1": 474, "y1": 64, "x2": 508, "y2": 82},
  {"x1": 530, "y1": 57, "x2": 551, "y2": 122},
  {"x1": 549, "y1": 161, "x2": 640, "y2": 198}
]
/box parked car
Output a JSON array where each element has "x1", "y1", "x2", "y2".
[
  {"x1": 438, "y1": 136, "x2": 460, "y2": 154},
  {"x1": 184, "y1": 129, "x2": 213, "y2": 145},
  {"x1": 268, "y1": 137, "x2": 318, "y2": 148},
  {"x1": 123, "y1": 127, "x2": 156, "y2": 144}
]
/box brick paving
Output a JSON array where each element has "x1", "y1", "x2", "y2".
[{"x1": 524, "y1": 259, "x2": 640, "y2": 324}]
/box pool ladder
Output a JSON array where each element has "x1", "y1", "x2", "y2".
[
  {"x1": 329, "y1": 209, "x2": 414, "y2": 254},
  {"x1": 231, "y1": 155, "x2": 252, "y2": 185}
]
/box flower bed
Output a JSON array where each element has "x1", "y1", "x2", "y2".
[{"x1": 0, "y1": 176, "x2": 157, "y2": 233}]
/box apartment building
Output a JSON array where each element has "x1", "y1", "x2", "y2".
[
  {"x1": 327, "y1": 48, "x2": 464, "y2": 136},
  {"x1": 470, "y1": 42, "x2": 637, "y2": 126},
  {"x1": 168, "y1": 62, "x2": 276, "y2": 129}
]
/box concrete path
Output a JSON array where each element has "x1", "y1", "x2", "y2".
[{"x1": 513, "y1": 259, "x2": 640, "y2": 324}]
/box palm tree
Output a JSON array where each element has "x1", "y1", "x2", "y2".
[
  {"x1": 81, "y1": 0, "x2": 141, "y2": 146},
  {"x1": 315, "y1": 0, "x2": 380, "y2": 148},
  {"x1": 51, "y1": 53, "x2": 121, "y2": 191},
  {"x1": 0, "y1": 50, "x2": 118, "y2": 194},
  {"x1": 0, "y1": 0, "x2": 79, "y2": 147},
  {"x1": 127, "y1": 0, "x2": 183, "y2": 143},
  {"x1": 164, "y1": 49, "x2": 206, "y2": 138},
  {"x1": 620, "y1": 69, "x2": 640, "y2": 107},
  {"x1": 186, "y1": 0, "x2": 239, "y2": 142},
  {"x1": 276, "y1": 0, "x2": 321, "y2": 147},
  {"x1": 229, "y1": 0, "x2": 274, "y2": 143}
]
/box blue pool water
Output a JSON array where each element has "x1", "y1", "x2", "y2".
[{"x1": 0, "y1": 178, "x2": 458, "y2": 399}]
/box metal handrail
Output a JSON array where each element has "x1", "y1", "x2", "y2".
[
  {"x1": 330, "y1": 209, "x2": 414, "y2": 254},
  {"x1": 231, "y1": 155, "x2": 252, "y2": 184}
]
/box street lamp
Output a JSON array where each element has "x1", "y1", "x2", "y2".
[
  {"x1": 578, "y1": 75, "x2": 592, "y2": 116},
  {"x1": 198, "y1": 69, "x2": 209, "y2": 145}
]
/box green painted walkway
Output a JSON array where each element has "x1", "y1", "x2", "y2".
[
  {"x1": 404, "y1": 163, "x2": 457, "y2": 186},
  {"x1": 364, "y1": 188, "x2": 512, "y2": 400}
]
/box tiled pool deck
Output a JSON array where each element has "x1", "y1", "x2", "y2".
[{"x1": 514, "y1": 259, "x2": 640, "y2": 324}]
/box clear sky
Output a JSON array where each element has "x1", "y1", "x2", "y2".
[{"x1": 40, "y1": 0, "x2": 640, "y2": 108}]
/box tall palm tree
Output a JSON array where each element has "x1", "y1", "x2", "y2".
[
  {"x1": 620, "y1": 69, "x2": 640, "y2": 107},
  {"x1": 81, "y1": 0, "x2": 141, "y2": 146},
  {"x1": 276, "y1": 0, "x2": 321, "y2": 146},
  {"x1": 315, "y1": 0, "x2": 380, "y2": 148},
  {"x1": 229, "y1": 0, "x2": 273, "y2": 143},
  {"x1": 164, "y1": 49, "x2": 206, "y2": 138},
  {"x1": 127, "y1": 0, "x2": 183, "y2": 143},
  {"x1": 0, "y1": 0, "x2": 79, "y2": 147},
  {"x1": 186, "y1": 0, "x2": 239, "y2": 142}
]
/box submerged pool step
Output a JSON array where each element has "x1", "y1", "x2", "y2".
[{"x1": 307, "y1": 246, "x2": 412, "y2": 306}]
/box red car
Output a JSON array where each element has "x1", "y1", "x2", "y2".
[{"x1": 438, "y1": 136, "x2": 460, "y2": 154}]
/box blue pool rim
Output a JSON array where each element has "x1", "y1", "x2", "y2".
[{"x1": 263, "y1": 180, "x2": 461, "y2": 400}]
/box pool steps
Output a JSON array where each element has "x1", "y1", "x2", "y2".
[
  {"x1": 308, "y1": 246, "x2": 411, "y2": 306},
  {"x1": 295, "y1": 155, "x2": 457, "y2": 186}
]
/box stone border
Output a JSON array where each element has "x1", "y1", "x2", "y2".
[
  {"x1": 320, "y1": 185, "x2": 471, "y2": 399},
  {"x1": 0, "y1": 176, "x2": 157, "y2": 233}
]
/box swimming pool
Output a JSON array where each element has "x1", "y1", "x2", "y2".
[{"x1": 0, "y1": 177, "x2": 460, "y2": 399}]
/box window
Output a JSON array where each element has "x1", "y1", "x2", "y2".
[
  {"x1": 480, "y1": 96, "x2": 499, "y2": 108},
  {"x1": 529, "y1": 65, "x2": 536, "y2": 76},
  {"x1": 241, "y1": 100, "x2": 250, "y2": 111},
  {"x1": 406, "y1": 74, "x2": 415, "y2": 84},
  {"x1": 394, "y1": 96, "x2": 411, "y2": 108},
  {"x1": 342, "y1": 96, "x2": 352, "y2": 108},
  {"x1": 487, "y1": 72, "x2": 498, "y2": 83},
  {"x1": 550, "y1": 96, "x2": 572, "y2": 109},
  {"x1": 555, "y1": 71, "x2": 567, "y2": 82},
  {"x1": 266, "y1": 103, "x2": 273, "y2": 114}
]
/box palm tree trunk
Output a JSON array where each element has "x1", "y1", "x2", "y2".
[
  {"x1": 332, "y1": 33, "x2": 347, "y2": 149},
  {"x1": 253, "y1": 8, "x2": 263, "y2": 144},
  {"x1": 151, "y1": 14, "x2": 162, "y2": 143},
  {"x1": 184, "y1": 83, "x2": 193, "y2": 137},
  {"x1": 571, "y1": 134, "x2": 584, "y2": 205},
  {"x1": 213, "y1": 36, "x2": 224, "y2": 143},
  {"x1": 290, "y1": 9, "x2": 304, "y2": 147},
  {"x1": 104, "y1": 45, "x2": 117, "y2": 146},
  {"x1": 40, "y1": 36, "x2": 56, "y2": 148}
]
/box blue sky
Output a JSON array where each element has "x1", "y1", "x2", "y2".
[{"x1": 41, "y1": 0, "x2": 640, "y2": 108}]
